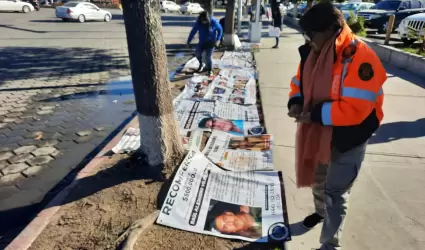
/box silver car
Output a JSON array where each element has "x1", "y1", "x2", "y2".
[{"x1": 55, "y1": 1, "x2": 112, "y2": 23}]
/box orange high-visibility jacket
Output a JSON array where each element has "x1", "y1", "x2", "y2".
[{"x1": 288, "y1": 26, "x2": 386, "y2": 152}]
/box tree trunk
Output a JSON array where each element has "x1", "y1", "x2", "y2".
[
  {"x1": 121, "y1": 0, "x2": 184, "y2": 168},
  {"x1": 223, "y1": 0, "x2": 236, "y2": 47}
]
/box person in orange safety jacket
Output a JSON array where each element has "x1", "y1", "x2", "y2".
[{"x1": 287, "y1": 3, "x2": 387, "y2": 250}]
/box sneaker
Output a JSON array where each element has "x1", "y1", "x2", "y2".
[
  {"x1": 302, "y1": 213, "x2": 324, "y2": 229},
  {"x1": 207, "y1": 70, "x2": 214, "y2": 77}
]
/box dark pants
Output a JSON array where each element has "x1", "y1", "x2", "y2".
[
  {"x1": 195, "y1": 43, "x2": 214, "y2": 71},
  {"x1": 275, "y1": 37, "x2": 279, "y2": 46}
]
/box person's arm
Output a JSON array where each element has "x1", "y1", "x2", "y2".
[
  {"x1": 187, "y1": 22, "x2": 199, "y2": 45},
  {"x1": 287, "y1": 63, "x2": 303, "y2": 109},
  {"x1": 310, "y1": 53, "x2": 386, "y2": 126},
  {"x1": 214, "y1": 19, "x2": 223, "y2": 41}
]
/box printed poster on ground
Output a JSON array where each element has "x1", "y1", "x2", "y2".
[
  {"x1": 157, "y1": 148, "x2": 289, "y2": 242},
  {"x1": 202, "y1": 131, "x2": 274, "y2": 171}
]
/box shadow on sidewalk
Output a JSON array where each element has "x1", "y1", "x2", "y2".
[
  {"x1": 384, "y1": 63, "x2": 425, "y2": 89},
  {"x1": 369, "y1": 118, "x2": 425, "y2": 145},
  {"x1": 0, "y1": 47, "x2": 128, "y2": 85}
]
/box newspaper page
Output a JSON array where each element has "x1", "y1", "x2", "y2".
[
  {"x1": 157, "y1": 148, "x2": 289, "y2": 243},
  {"x1": 197, "y1": 116, "x2": 262, "y2": 136},
  {"x1": 204, "y1": 76, "x2": 257, "y2": 105},
  {"x1": 202, "y1": 131, "x2": 274, "y2": 171},
  {"x1": 174, "y1": 100, "x2": 215, "y2": 136},
  {"x1": 219, "y1": 68, "x2": 257, "y2": 80},
  {"x1": 214, "y1": 102, "x2": 260, "y2": 122},
  {"x1": 175, "y1": 75, "x2": 214, "y2": 100},
  {"x1": 220, "y1": 51, "x2": 254, "y2": 69},
  {"x1": 182, "y1": 130, "x2": 205, "y2": 152}
]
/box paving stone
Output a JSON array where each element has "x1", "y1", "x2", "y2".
[
  {"x1": 35, "y1": 139, "x2": 59, "y2": 147},
  {"x1": 32, "y1": 146, "x2": 57, "y2": 156},
  {"x1": 27, "y1": 125, "x2": 47, "y2": 132},
  {"x1": 0, "y1": 173, "x2": 25, "y2": 186},
  {"x1": 0, "y1": 107, "x2": 11, "y2": 111},
  {"x1": 13, "y1": 107, "x2": 27, "y2": 112},
  {"x1": 2, "y1": 163, "x2": 29, "y2": 175},
  {"x1": 0, "y1": 152, "x2": 14, "y2": 161},
  {"x1": 22, "y1": 165, "x2": 44, "y2": 177},
  {"x1": 27, "y1": 155, "x2": 54, "y2": 166},
  {"x1": 36, "y1": 110, "x2": 54, "y2": 115},
  {"x1": 0, "y1": 185, "x2": 20, "y2": 200},
  {"x1": 17, "y1": 139, "x2": 38, "y2": 147},
  {"x1": 94, "y1": 126, "x2": 108, "y2": 132},
  {"x1": 3, "y1": 129, "x2": 27, "y2": 137},
  {"x1": 55, "y1": 140, "x2": 76, "y2": 149},
  {"x1": 0, "y1": 160, "x2": 9, "y2": 171},
  {"x1": 8, "y1": 154, "x2": 35, "y2": 164},
  {"x1": 51, "y1": 150, "x2": 62, "y2": 158},
  {"x1": 76, "y1": 130, "x2": 92, "y2": 137},
  {"x1": 0, "y1": 123, "x2": 7, "y2": 129},
  {"x1": 12, "y1": 103, "x2": 28, "y2": 108},
  {"x1": 2, "y1": 117, "x2": 16, "y2": 123},
  {"x1": 73, "y1": 136, "x2": 94, "y2": 144},
  {"x1": 0, "y1": 110, "x2": 9, "y2": 116},
  {"x1": 43, "y1": 132, "x2": 62, "y2": 140},
  {"x1": 39, "y1": 105, "x2": 55, "y2": 110},
  {"x1": 5, "y1": 112, "x2": 22, "y2": 118},
  {"x1": 13, "y1": 145, "x2": 37, "y2": 155}
]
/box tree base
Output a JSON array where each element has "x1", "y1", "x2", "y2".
[
  {"x1": 137, "y1": 113, "x2": 184, "y2": 169},
  {"x1": 223, "y1": 33, "x2": 235, "y2": 47}
]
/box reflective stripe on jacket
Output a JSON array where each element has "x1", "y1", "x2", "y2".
[{"x1": 288, "y1": 25, "x2": 386, "y2": 152}]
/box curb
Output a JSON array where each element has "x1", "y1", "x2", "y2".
[
  {"x1": 5, "y1": 116, "x2": 139, "y2": 250},
  {"x1": 283, "y1": 15, "x2": 425, "y2": 79}
]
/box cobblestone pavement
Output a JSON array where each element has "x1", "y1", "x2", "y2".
[{"x1": 0, "y1": 9, "x2": 193, "y2": 244}]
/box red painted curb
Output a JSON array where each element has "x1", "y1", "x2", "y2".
[{"x1": 6, "y1": 117, "x2": 139, "y2": 250}]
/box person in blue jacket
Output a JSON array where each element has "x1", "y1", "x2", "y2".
[{"x1": 187, "y1": 11, "x2": 223, "y2": 76}]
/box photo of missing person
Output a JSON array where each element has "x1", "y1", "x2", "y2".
[
  {"x1": 233, "y1": 82, "x2": 247, "y2": 90},
  {"x1": 211, "y1": 95, "x2": 223, "y2": 101},
  {"x1": 213, "y1": 87, "x2": 226, "y2": 95},
  {"x1": 203, "y1": 199, "x2": 262, "y2": 239},
  {"x1": 232, "y1": 88, "x2": 245, "y2": 95},
  {"x1": 198, "y1": 117, "x2": 243, "y2": 135},
  {"x1": 227, "y1": 135, "x2": 271, "y2": 151},
  {"x1": 232, "y1": 96, "x2": 245, "y2": 104}
]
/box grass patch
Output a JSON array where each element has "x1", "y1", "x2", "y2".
[{"x1": 393, "y1": 43, "x2": 425, "y2": 56}]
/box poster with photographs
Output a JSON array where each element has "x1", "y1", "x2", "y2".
[
  {"x1": 157, "y1": 148, "x2": 289, "y2": 243},
  {"x1": 203, "y1": 131, "x2": 274, "y2": 171},
  {"x1": 204, "y1": 76, "x2": 257, "y2": 105}
]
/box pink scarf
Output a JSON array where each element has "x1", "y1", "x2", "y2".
[{"x1": 295, "y1": 34, "x2": 337, "y2": 188}]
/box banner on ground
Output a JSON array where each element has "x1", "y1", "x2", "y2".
[
  {"x1": 174, "y1": 100, "x2": 215, "y2": 136},
  {"x1": 202, "y1": 131, "x2": 274, "y2": 171},
  {"x1": 220, "y1": 51, "x2": 254, "y2": 69},
  {"x1": 157, "y1": 148, "x2": 289, "y2": 242},
  {"x1": 175, "y1": 75, "x2": 214, "y2": 100}
]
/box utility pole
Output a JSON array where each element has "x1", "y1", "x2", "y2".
[
  {"x1": 237, "y1": 0, "x2": 242, "y2": 35},
  {"x1": 223, "y1": 0, "x2": 236, "y2": 46},
  {"x1": 121, "y1": 0, "x2": 184, "y2": 168}
]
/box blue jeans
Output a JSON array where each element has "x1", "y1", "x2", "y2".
[{"x1": 195, "y1": 43, "x2": 214, "y2": 71}]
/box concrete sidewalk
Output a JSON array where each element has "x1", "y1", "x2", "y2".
[{"x1": 256, "y1": 26, "x2": 425, "y2": 250}]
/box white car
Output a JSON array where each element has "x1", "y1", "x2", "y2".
[
  {"x1": 56, "y1": 2, "x2": 112, "y2": 23},
  {"x1": 160, "y1": 0, "x2": 180, "y2": 13},
  {"x1": 180, "y1": 2, "x2": 203, "y2": 15},
  {"x1": 0, "y1": 0, "x2": 34, "y2": 13},
  {"x1": 398, "y1": 13, "x2": 425, "y2": 45}
]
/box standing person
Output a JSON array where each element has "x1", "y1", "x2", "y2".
[
  {"x1": 287, "y1": 3, "x2": 386, "y2": 250},
  {"x1": 271, "y1": 5, "x2": 282, "y2": 48},
  {"x1": 187, "y1": 11, "x2": 223, "y2": 76}
]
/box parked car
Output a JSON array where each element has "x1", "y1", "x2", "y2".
[
  {"x1": 53, "y1": 0, "x2": 88, "y2": 6},
  {"x1": 22, "y1": 0, "x2": 40, "y2": 10},
  {"x1": 160, "y1": 0, "x2": 180, "y2": 13},
  {"x1": 398, "y1": 12, "x2": 425, "y2": 44},
  {"x1": 0, "y1": 0, "x2": 35, "y2": 13},
  {"x1": 180, "y1": 2, "x2": 203, "y2": 15},
  {"x1": 56, "y1": 1, "x2": 112, "y2": 23},
  {"x1": 340, "y1": 2, "x2": 375, "y2": 20},
  {"x1": 357, "y1": 0, "x2": 425, "y2": 33},
  {"x1": 287, "y1": 2, "x2": 307, "y2": 18}
]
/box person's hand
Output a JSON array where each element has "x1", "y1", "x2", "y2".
[
  {"x1": 296, "y1": 112, "x2": 312, "y2": 123},
  {"x1": 288, "y1": 104, "x2": 302, "y2": 118}
]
